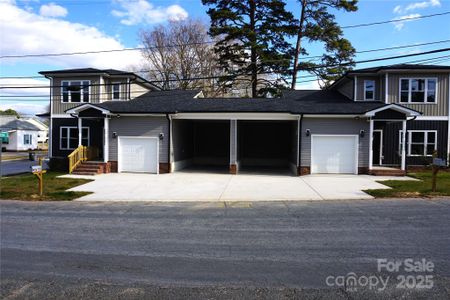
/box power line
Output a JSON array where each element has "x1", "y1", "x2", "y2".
[
  {"x1": 1, "y1": 9, "x2": 449, "y2": 60},
  {"x1": 2, "y1": 39, "x2": 450, "y2": 81},
  {"x1": 341, "y1": 11, "x2": 450, "y2": 29},
  {"x1": 2, "y1": 48, "x2": 450, "y2": 92}
]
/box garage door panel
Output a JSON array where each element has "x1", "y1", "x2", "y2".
[
  {"x1": 119, "y1": 137, "x2": 158, "y2": 173},
  {"x1": 311, "y1": 136, "x2": 357, "y2": 174}
]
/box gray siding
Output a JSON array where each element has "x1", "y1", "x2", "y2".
[
  {"x1": 337, "y1": 79, "x2": 353, "y2": 99},
  {"x1": 387, "y1": 73, "x2": 449, "y2": 116},
  {"x1": 108, "y1": 116, "x2": 169, "y2": 163},
  {"x1": 301, "y1": 118, "x2": 370, "y2": 167},
  {"x1": 102, "y1": 78, "x2": 129, "y2": 101},
  {"x1": 355, "y1": 75, "x2": 383, "y2": 101},
  {"x1": 51, "y1": 76, "x2": 101, "y2": 114}
]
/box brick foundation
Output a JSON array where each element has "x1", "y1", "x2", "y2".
[
  {"x1": 159, "y1": 163, "x2": 171, "y2": 174},
  {"x1": 106, "y1": 161, "x2": 118, "y2": 173},
  {"x1": 298, "y1": 166, "x2": 310, "y2": 176},
  {"x1": 358, "y1": 167, "x2": 369, "y2": 175},
  {"x1": 229, "y1": 164, "x2": 237, "y2": 174}
]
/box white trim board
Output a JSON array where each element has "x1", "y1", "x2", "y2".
[
  {"x1": 171, "y1": 112, "x2": 299, "y2": 120},
  {"x1": 414, "y1": 116, "x2": 448, "y2": 121}
]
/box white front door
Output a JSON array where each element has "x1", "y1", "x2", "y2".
[
  {"x1": 311, "y1": 135, "x2": 358, "y2": 174},
  {"x1": 118, "y1": 137, "x2": 158, "y2": 173}
]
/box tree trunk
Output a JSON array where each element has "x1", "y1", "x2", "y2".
[
  {"x1": 249, "y1": 0, "x2": 257, "y2": 98},
  {"x1": 291, "y1": 0, "x2": 307, "y2": 90}
]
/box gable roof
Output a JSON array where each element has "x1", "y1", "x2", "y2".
[
  {"x1": 347, "y1": 64, "x2": 450, "y2": 74},
  {"x1": 66, "y1": 89, "x2": 392, "y2": 115},
  {"x1": 0, "y1": 116, "x2": 41, "y2": 131}
]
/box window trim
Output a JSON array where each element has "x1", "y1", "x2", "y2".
[
  {"x1": 398, "y1": 77, "x2": 438, "y2": 104},
  {"x1": 398, "y1": 130, "x2": 437, "y2": 157},
  {"x1": 363, "y1": 79, "x2": 375, "y2": 101},
  {"x1": 23, "y1": 133, "x2": 32, "y2": 145},
  {"x1": 61, "y1": 80, "x2": 91, "y2": 103},
  {"x1": 111, "y1": 82, "x2": 121, "y2": 100},
  {"x1": 59, "y1": 126, "x2": 90, "y2": 150}
]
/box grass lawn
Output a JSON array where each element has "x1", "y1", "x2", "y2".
[
  {"x1": 365, "y1": 170, "x2": 450, "y2": 198},
  {"x1": 0, "y1": 172, "x2": 92, "y2": 201}
]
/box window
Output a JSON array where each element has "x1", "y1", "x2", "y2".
[
  {"x1": 112, "y1": 83, "x2": 121, "y2": 100},
  {"x1": 400, "y1": 78, "x2": 436, "y2": 103},
  {"x1": 61, "y1": 81, "x2": 90, "y2": 103},
  {"x1": 399, "y1": 130, "x2": 437, "y2": 156},
  {"x1": 364, "y1": 80, "x2": 375, "y2": 100},
  {"x1": 60, "y1": 127, "x2": 89, "y2": 150},
  {"x1": 23, "y1": 134, "x2": 32, "y2": 145}
]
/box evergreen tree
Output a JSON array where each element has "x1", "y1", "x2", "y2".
[
  {"x1": 202, "y1": 0, "x2": 297, "y2": 97},
  {"x1": 291, "y1": 0, "x2": 358, "y2": 89}
]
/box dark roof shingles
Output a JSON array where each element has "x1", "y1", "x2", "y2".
[{"x1": 93, "y1": 89, "x2": 386, "y2": 114}]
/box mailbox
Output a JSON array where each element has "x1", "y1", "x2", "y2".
[
  {"x1": 433, "y1": 158, "x2": 446, "y2": 167},
  {"x1": 31, "y1": 165, "x2": 42, "y2": 173}
]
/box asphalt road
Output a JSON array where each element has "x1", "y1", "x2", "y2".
[
  {"x1": 0, "y1": 159, "x2": 49, "y2": 176},
  {"x1": 1, "y1": 199, "x2": 450, "y2": 299}
]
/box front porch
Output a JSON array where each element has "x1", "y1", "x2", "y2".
[
  {"x1": 65, "y1": 104, "x2": 111, "y2": 175},
  {"x1": 366, "y1": 104, "x2": 421, "y2": 176}
]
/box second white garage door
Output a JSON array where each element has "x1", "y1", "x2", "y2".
[
  {"x1": 311, "y1": 135, "x2": 358, "y2": 174},
  {"x1": 118, "y1": 137, "x2": 159, "y2": 173}
]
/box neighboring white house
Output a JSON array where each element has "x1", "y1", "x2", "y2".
[
  {"x1": 22, "y1": 117, "x2": 49, "y2": 145},
  {"x1": 0, "y1": 116, "x2": 40, "y2": 151}
]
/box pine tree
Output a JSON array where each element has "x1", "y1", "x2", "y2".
[
  {"x1": 202, "y1": 0, "x2": 297, "y2": 97},
  {"x1": 291, "y1": 0, "x2": 358, "y2": 89}
]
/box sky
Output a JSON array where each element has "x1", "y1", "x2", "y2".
[{"x1": 0, "y1": 0, "x2": 449, "y2": 115}]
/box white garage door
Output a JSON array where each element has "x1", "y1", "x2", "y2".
[
  {"x1": 311, "y1": 135, "x2": 358, "y2": 174},
  {"x1": 118, "y1": 137, "x2": 158, "y2": 173}
]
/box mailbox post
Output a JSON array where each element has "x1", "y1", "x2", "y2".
[
  {"x1": 31, "y1": 160, "x2": 47, "y2": 196},
  {"x1": 431, "y1": 152, "x2": 446, "y2": 193}
]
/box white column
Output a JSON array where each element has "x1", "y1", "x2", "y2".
[
  {"x1": 401, "y1": 120, "x2": 407, "y2": 170},
  {"x1": 104, "y1": 117, "x2": 109, "y2": 163},
  {"x1": 368, "y1": 118, "x2": 374, "y2": 170},
  {"x1": 354, "y1": 76, "x2": 358, "y2": 100},
  {"x1": 385, "y1": 73, "x2": 389, "y2": 103},
  {"x1": 78, "y1": 117, "x2": 82, "y2": 146}
]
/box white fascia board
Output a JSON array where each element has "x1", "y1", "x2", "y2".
[
  {"x1": 65, "y1": 103, "x2": 111, "y2": 115},
  {"x1": 303, "y1": 114, "x2": 361, "y2": 118},
  {"x1": 365, "y1": 104, "x2": 421, "y2": 117},
  {"x1": 171, "y1": 112, "x2": 299, "y2": 120},
  {"x1": 414, "y1": 116, "x2": 448, "y2": 121}
]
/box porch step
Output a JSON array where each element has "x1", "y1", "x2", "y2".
[
  {"x1": 369, "y1": 169, "x2": 406, "y2": 176},
  {"x1": 72, "y1": 161, "x2": 105, "y2": 175}
]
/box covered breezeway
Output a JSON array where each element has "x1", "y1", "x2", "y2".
[
  {"x1": 172, "y1": 120, "x2": 230, "y2": 172},
  {"x1": 172, "y1": 116, "x2": 299, "y2": 175}
]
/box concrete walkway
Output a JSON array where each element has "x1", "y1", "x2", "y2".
[{"x1": 64, "y1": 172, "x2": 417, "y2": 201}]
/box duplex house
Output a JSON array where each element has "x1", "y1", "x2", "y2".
[{"x1": 40, "y1": 64, "x2": 449, "y2": 176}]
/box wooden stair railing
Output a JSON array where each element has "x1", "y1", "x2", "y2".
[{"x1": 68, "y1": 146, "x2": 98, "y2": 173}]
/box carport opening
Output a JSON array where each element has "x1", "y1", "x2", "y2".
[
  {"x1": 173, "y1": 120, "x2": 230, "y2": 173},
  {"x1": 237, "y1": 120, "x2": 296, "y2": 175}
]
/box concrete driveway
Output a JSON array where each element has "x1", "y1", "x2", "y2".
[{"x1": 65, "y1": 172, "x2": 416, "y2": 201}]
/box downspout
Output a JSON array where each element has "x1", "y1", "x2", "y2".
[
  {"x1": 405, "y1": 115, "x2": 418, "y2": 171},
  {"x1": 166, "y1": 113, "x2": 171, "y2": 172},
  {"x1": 298, "y1": 114, "x2": 304, "y2": 175}
]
